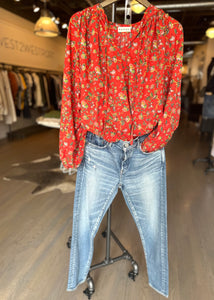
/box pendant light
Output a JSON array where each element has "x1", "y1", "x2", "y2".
[
  {"x1": 206, "y1": 21, "x2": 214, "y2": 39},
  {"x1": 34, "y1": 0, "x2": 60, "y2": 37},
  {"x1": 33, "y1": 4, "x2": 40, "y2": 13},
  {"x1": 130, "y1": 0, "x2": 146, "y2": 14}
]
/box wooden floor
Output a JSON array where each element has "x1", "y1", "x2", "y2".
[{"x1": 0, "y1": 112, "x2": 214, "y2": 300}]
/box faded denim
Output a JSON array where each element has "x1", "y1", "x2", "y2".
[{"x1": 67, "y1": 131, "x2": 169, "y2": 298}]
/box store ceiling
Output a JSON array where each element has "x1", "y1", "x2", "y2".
[{"x1": 1, "y1": 0, "x2": 214, "y2": 55}]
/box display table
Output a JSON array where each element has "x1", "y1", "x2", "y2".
[
  {"x1": 36, "y1": 110, "x2": 61, "y2": 129},
  {"x1": 36, "y1": 110, "x2": 77, "y2": 175}
]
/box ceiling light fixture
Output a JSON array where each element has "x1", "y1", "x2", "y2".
[
  {"x1": 34, "y1": 0, "x2": 60, "y2": 37},
  {"x1": 206, "y1": 21, "x2": 214, "y2": 39},
  {"x1": 62, "y1": 23, "x2": 68, "y2": 30},
  {"x1": 51, "y1": 14, "x2": 60, "y2": 25},
  {"x1": 55, "y1": 17, "x2": 60, "y2": 25},
  {"x1": 33, "y1": 4, "x2": 40, "y2": 13}
]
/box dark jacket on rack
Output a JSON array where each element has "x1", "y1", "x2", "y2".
[{"x1": 206, "y1": 57, "x2": 214, "y2": 94}]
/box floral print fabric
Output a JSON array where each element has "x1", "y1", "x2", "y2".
[{"x1": 59, "y1": 3, "x2": 184, "y2": 169}]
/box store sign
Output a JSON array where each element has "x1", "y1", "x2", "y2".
[
  {"x1": 0, "y1": 8, "x2": 65, "y2": 71},
  {"x1": 0, "y1": 37, "x2": 54, "y2": 59}
]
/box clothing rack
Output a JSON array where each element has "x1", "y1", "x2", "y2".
[
  {"x1": 66, "y1": 2, "x2": 139, "y2": 299},
  {"x1": 0, "y1": 62, "x2": 62, "y2": 75},
  {"x1": 0, "y1": 62, "x2": 62, "y2": 140}
]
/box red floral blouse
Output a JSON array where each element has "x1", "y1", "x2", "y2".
[{"x1": 59, "y1": 3, "x2": 184, "y2": 170}]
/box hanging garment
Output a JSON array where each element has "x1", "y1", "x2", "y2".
[
  {"x1": 181, "y1": 75, "x2": 194, "y2": 112},
  {"x1": 202, "y1": 94, "x2": 214, "y2": 119},
  {"x1": 49, "y1": 75, "x2": 62, "y2": 109},
  {"x1": 207, "y1": 57, "x2": 214, "y2": 82},
  {"x1": 0, "y1": 89, "x2": 4, "y2": 121},
  {"x1": 206, "y1": 75, "x2": 214, "y2": 95},
  {"x1": 67, "y1": 131, "x2": 168, "y2": 297},
  {"x1": 42, "y1": 75, "x2": 51, "y2": 109},
  {"x1": 17, "y1": 73, "x2": 27, "y2": 111},
  {"x1": 200, "y1": 94, "x2": 214, "y2": 132},
  {"x1": 47, "y1": 74, "x2": 58, "y2": 110},
  {"x1": 8, "y1": 71, "x2": 19, "y2": 105},
  {"x1": 206, "y1": 58, "x2": 214, "y2": 94},
  {"x1": 0, "y1": 70, "x2": 17, "y2": 124},
  {"x1": 38, "y1": 73, "x2": 47, "y2": 107},
  {"x1": 13, "y1": 72, "x2": 22, "y2": 115},
  {"x1": 1, "y1": 70, "x2": 17, "y2": 124},
  {"x1": 24, "y1": 72, "x2": 33, "y2": 107},
  {"x1": 0, "y1": 71, "x2": 8, "y2": 119},
  {"x1": 211, "y1": 134, "x2": 214, "y2": 157},
  {"x1": 200, "y1": 118, "x2": 214, "y2": 133},
  {"x1": 59, "y1": 3, "x2": 184, "y2": 170},
  {"x1": 22, "y1": 73, "x2": 31, "y2": 119},
  {"x1": 32, "y1": 73, "x2": 43, "y2": 107}
]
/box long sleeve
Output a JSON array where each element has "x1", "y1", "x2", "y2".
[
  {"x1": 141, "y1": 23, "x2": 184, "y2": 152},
  {"x1": 59, "y1": 14, "x2": 83, "y2": 169}
]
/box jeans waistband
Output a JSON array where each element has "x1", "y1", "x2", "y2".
[{"x1": 86, "y1": 131, "x2": 149, "y2": 148}]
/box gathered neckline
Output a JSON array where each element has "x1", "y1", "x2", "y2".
[
  {"x1": 95, "y1": 2, "x2": 158, "y2": 52},
  {"x1": 96, "y1": 2, "x2": 156, "y2": 28}
]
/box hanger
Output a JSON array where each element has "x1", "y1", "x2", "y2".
[{"x1": 100, "y1": 0, "x2": 151, "y2": 8}]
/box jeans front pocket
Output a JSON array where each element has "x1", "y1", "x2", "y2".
[
  {"x1": 85, "y1": 140, "x2": 109, "y2": 149},
  {"x1": 138, "y1": 143, "x2": 162, "y2": 155},
  {"x1": 85, "y1": 132, "x2": 109, "y2": 149}
]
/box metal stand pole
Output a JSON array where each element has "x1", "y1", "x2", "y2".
[
  {"x1": 82, "y1": 204, "x2": 139, "y2": 299},
  {"x1": 67, "y1": 204, "x2": 139, "y2": 299},
  {"x1": 105, "y1": 204, "x2": 111, "y2": 263}
]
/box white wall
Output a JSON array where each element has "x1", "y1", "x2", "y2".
[{"x1": 0, "y1": 8, "x2": 66, "y2": 71}]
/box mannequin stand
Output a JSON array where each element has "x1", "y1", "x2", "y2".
[{"x1": 67, "y1": 204, "x2": 139, "y2": 299}]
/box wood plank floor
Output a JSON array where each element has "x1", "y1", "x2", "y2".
[{"x1": 0, "y1": 112, "x2": 214, "y2": 300}]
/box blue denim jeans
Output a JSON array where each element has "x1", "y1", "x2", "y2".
[{"x1": 67, "y1": 131, "x2": 169, "y2": 298}]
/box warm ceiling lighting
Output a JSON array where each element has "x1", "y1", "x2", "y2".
[
  {"x1": 55, "y1": 17, "x2": 60, "y2": 25},
  {"x1": 206, "y1": 21, "x2": 214, "y2": 39},
  {"x1": 34, "y1": 0, "x2": 60, "y2": 37},
  {"x1": 62, "y1": 23, "x2": 68, "y2": 29},
  {"x1": 33, "y1": 4, "x2": 40, "y2": 13},
  {"x1": 130, "y1": 0, "x2": 146, "y2": 14}
]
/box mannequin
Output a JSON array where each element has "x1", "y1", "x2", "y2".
[{"x1": 59, "y1": 1, "x2": 184, "y2": 298}]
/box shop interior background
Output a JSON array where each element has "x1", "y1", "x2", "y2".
[{"x1": 0, "y1": 1, "x2": 214, "y2": 300}]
